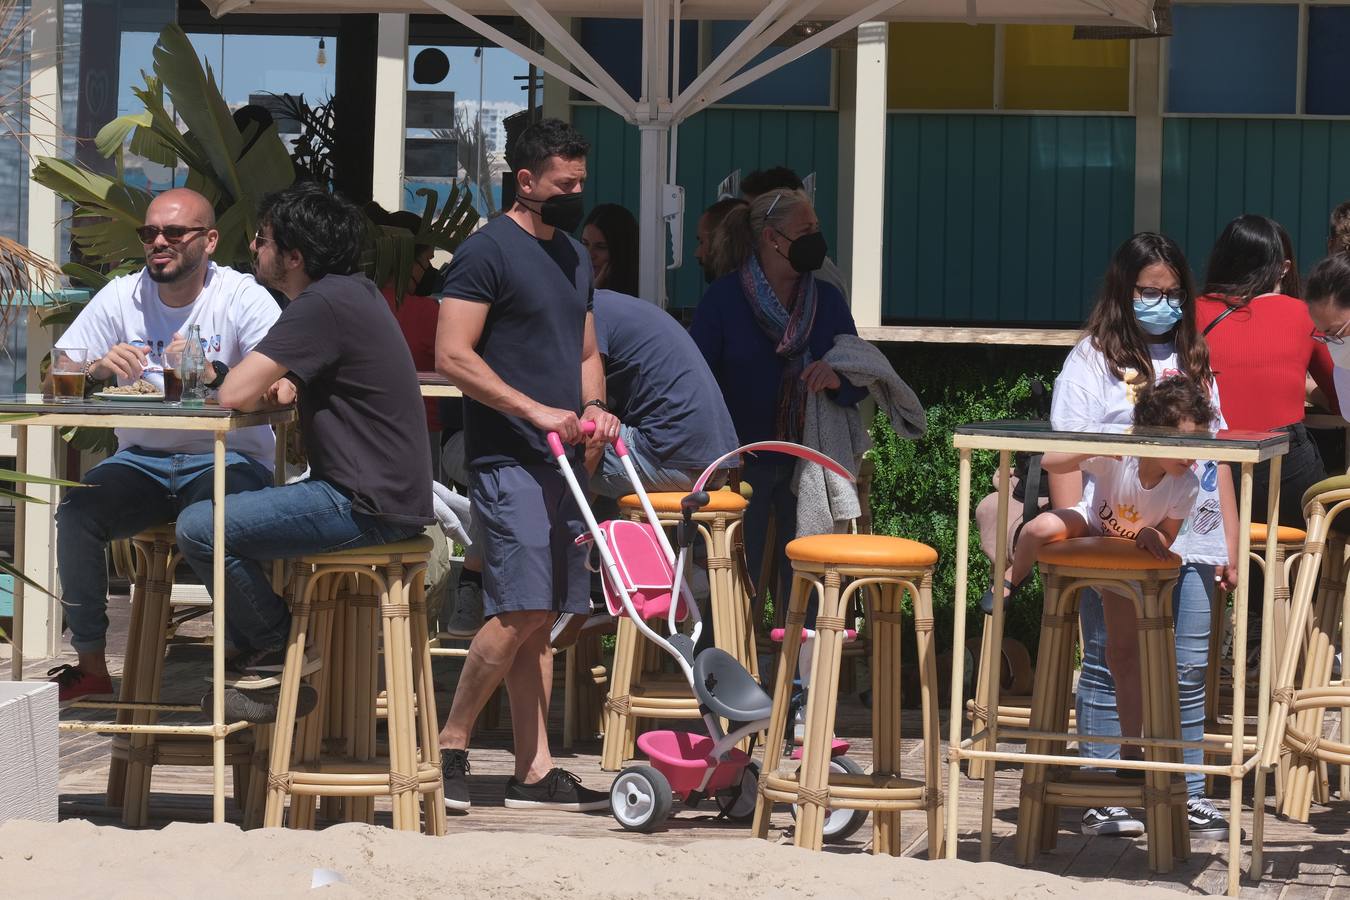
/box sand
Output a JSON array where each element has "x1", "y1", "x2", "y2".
[{"x1": 0, "y1": 819, "x2": 1178, "y2": 900}]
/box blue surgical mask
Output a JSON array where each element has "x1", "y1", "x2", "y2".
[{"x1": 1133, "y1": 299, "x2": 1183, "y2": 335}]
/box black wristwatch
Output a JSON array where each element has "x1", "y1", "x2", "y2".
[
  {"x1": 204, "y1": 360, "x2": 229, "y2": 389},
  {"x1": 582, "y1": 398, "x2": 609, "y2": 413}
]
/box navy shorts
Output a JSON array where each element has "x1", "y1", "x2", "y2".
[{"x1": 469, "y1": 462, "x2": 590, "y2": 618}]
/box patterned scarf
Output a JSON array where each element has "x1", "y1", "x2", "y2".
[{"x1": 739, "y1": 252, "x2": 818, "y2": 441}]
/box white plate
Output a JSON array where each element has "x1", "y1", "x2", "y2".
[{"x1": 94, "y1": 390, "x2": 165, "y2": 402}]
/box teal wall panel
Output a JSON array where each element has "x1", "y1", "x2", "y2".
[
  {"x1": 884, "y1": 114, "x2": 1136, "y2": 325},
  {"x1": 572, "y1": 106, "x2": 839, "y2": 310},
  {"x1": 1162, "y1": 118, "x2": 1350, "y2": 279}
]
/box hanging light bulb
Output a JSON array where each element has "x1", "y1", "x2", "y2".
[{"x1": 316, "y1": 37, "x2": 327, "y2": 67}]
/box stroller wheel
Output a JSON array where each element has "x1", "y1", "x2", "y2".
[
  {"x1": 611, "y1": 765, "x2": 673, "y2": 833},
  {"x1": 714, "y1": 761, "x2": 760, "y2": 822},
  {"x1": 789, "y1": 754, "x2": 869, "y2": 844}
]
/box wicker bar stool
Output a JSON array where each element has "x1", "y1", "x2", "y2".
[
  {"x1": 1260, "y1": 476, "x2": 1350, "y2": 826},
  {"x1": 1015, "y1": 537, "x2": 1189, "y2": 874},
  {"x1": 600, "y1": 489, "x2": 756, "y2": 771},
  {"x1": 752, "y1": 534, "x2": 945, "y2": 856},
  {"x1": 105, "y1": 525, "x2": 255, "y2": 826},
  {"x1": 264, "y1": 536, "x2": 445, "y2": 834}
]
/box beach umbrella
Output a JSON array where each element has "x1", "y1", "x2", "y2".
[{"x1": 203, "y1": 1, "x2": 1160, "y2": 305}]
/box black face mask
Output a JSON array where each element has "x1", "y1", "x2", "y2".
[
  {"x1": 520, "y1": 191, "x2": 585, "y2": 233},
  {"x1": 413, "y1": 262, "x2": 444, "y2": 297},
  {"x1": 781, "y1": 230, "x2": 828, "y2": 274}
]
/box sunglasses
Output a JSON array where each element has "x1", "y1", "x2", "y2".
[{"x1": 136, "y1": 225, "x2": 209, "y2": 245}]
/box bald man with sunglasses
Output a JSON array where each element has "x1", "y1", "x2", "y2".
[{"x1": 47, "y1": 187, "x2": 282, "y2": 702}]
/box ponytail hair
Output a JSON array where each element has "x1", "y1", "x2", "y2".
[{"x1": 709, "y1": 188, "x2": 815, "y2": 277}]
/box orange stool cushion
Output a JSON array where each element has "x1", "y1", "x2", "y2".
[
  {"x1": 786, "y1": 534, "x2": 938, "y2": 568},
  {"x1": 618, "y1": 489, "x2": 748, "y2": 514},
  {"x1": 1249, "y1": 523, "x2": 1306, "y2": 545},
  {"x1": 1036, "y1": 536, "x2": 1180, "y2": 571}
]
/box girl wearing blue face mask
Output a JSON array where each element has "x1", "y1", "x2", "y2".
[{"x1": 1047, "y1": 232, "x2": 1240, "y2": 842}]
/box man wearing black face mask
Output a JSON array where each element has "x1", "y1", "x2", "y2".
[{"x1": 433, "y1": 117, "x2": 620, "y2": 814}]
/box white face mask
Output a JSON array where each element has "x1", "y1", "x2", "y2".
[{"x1": 1328, "y1": 340, "x2": 1350, "y2": 369}]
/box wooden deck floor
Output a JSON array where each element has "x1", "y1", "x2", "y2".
[{"x1": 7, "y1": 595, "x2": 1347, "y2": 898}]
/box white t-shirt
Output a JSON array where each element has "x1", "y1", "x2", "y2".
[
  {"x1": 56, "y1": 263, "x2": 281, "y2": 467},
  {"x1": 1051, "y1": 336, "x2": 1229, "y2": 565},
  {"x1": 1074, "y1": 455, "x2": 1198, "y2": 541}
]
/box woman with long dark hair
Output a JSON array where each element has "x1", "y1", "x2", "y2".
[
  {"x1": 580, "y1": 203, "x2": 639, "y2": 296},
  {"x1": 1050, "y1": 232, "x2": 1238, "y2": 841},
  {"x1": 1196, "y1": 214, "x2": 1338, "y2": 528}
]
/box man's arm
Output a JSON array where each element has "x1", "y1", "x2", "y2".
[
  {"x1": 436, "y1": 297, "x2": 584, "y2": 443},
  {"x1": 218, "y1": 351, "x2": 291, "y2": 412}
]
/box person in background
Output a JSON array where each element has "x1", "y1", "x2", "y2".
[
  {"x1": 1051, "y1": 232, "x2": 1238, "y2": 841},
  {"x1": 691, "y1": 188, "x2": 865, "y2": 616},
  {"x1": 1196, "y1": 214, "x2": 1338, "y2": 530},
  {"x1": 1307, "y1": 253, "x2": 1350, "y2": 430},
  {"x1": 696, "y1": 197, "x2": 748, "y2": 284},
  {"x1": 1328, "y1": 201, "x2": 1350, "y2": 256},
  {"x1": 580, "y1": 203, "x2": 639, "y2": 296},
  {"x1": 740, "y1": 167, "x2": 849, "y2": 302},
  {"x1": 379, "y1": 210, "x2": 444, "y2": 441}
]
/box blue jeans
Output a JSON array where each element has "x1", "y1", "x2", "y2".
[
  {"x1": 56, "y1": 448, "x2": 272, "y2": 654},
  {"x1": 1076, "y1": 563, "x2": 1213, "y2": 798},
  {"x1": 590, "y1": 424, "x2": 717, "y2": 499},
  {"x1": 175, "y1": 478, "x2": 422, "y2": 654}
]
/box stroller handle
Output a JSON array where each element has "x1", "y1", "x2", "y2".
[{"x1": 546, "y1": 419, "x2": 629, "y2": 459}]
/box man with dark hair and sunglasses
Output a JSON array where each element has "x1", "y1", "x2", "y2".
[
  {"x1": 48, "y1": 187, "x2": 282, "y2": 701},
  {"x1": 174, "y1": 182, "x2": 432, "y2": 708}
]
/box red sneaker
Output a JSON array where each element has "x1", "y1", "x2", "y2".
[{"x1": 47, "y1": 664, "x2": 113, "y2": 702}]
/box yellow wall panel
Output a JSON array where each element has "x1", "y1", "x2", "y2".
[
  {"x1": 1002, "y1": 25, "x2": 1130, "y2": 111},
  {"x1": 887, "y1": 23, "x2": 995, "y2": 110}
]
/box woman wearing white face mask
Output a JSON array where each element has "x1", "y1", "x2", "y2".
[
  {"x1": 1048, "y1": 232, "x2": 1239, "y2": 841},
  {"x1": 1196, "y1": 214, "x2": 1340, "y2": 531}
]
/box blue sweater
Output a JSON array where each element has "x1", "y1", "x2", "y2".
[{"x1": 690, "y1": 272, "x2": 866, "y2": 446}]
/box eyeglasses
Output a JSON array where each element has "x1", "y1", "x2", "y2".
[
  {"x1": 253, "y1": 232, "x2": 274, "y2": 247},
  {"x1": 1312, "y1": 319, "x2": 1350, "y2": 345},
  {"x1": 136, "y1": 225, "x2": 209, "y2": 245},
  {"x1": 1135, "y1": 286, "x2": 1186, "y2": 309}
]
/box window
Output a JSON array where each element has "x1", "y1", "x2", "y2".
[
  {"x1": 887, "y1": 23, "x2": 1129, "y2": 112},
  {"x1": 706, "y1": 22, "x2": 833, "y2": 107},
  {"x1": 1306, "y1": 6, "x2": 1350, "y2": 116},
  {"x1": 576, "y1": 18, "x2": 698, "y2": 102},
  {"x1": 1166, "y1": 4, "x2": 1298, "y2": 114}
]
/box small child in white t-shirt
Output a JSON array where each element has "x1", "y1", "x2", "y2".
[{"x1": 983, "y1": 375, "x2": 1217, "y2": 761}]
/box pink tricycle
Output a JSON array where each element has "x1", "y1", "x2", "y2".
[{"x1": 549, "y1": 425, "x2": 867, "y2": 838}]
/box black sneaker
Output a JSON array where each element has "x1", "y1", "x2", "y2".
[
  {"x1": 1081, "y1": 806, "x2": 1145, "y2": 837},
  {"x1": 1187, "y1": 796, "x2": 1231, "y2": 841},
  {"x1": 442, "y1": 749, "x2": 471, "y2": 812},
  {"x1": 504, "y1": 768, "x2": 609, "y2": 811}
]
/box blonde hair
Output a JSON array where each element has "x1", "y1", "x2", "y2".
[{"x1": 710, "y1": 188, "x2": 814, "y2": 277}]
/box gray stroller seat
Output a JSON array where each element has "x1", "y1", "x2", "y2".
[{"x1": 692, "y1": 647, "x2": 773, "y2": 722}]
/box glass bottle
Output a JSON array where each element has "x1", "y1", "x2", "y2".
[{"x1": 181, "y1": 324, "x2": 207, "y2": 408}]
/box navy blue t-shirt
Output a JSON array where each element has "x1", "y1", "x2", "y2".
[
  {"x1": 439, "y1": 215, "x2": 592, "y2": 467},
  {"x1": 689, "y1": 273, "x2": 866, "y2": 445},
  {"x1": 593, "y1": 289, "x2": 739, "y2": 470}
]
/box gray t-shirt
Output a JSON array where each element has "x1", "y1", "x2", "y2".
[{"x1": 593, "y1": 289, "x2": 739, "y2": 470}]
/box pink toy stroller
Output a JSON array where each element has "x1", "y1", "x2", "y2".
[{"x1": 549, "y1": 424, "x2": 866, "y2": 837}]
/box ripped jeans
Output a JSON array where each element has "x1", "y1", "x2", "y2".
[{"x1": 1075, "y1": 563, "x2": 1213, "y2": 798}]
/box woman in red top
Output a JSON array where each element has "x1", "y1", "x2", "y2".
[{"x1": 1195, "y1": 214, "x2": 1339, "y2": 528}]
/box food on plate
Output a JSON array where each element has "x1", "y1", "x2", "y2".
[{"x1": 101, "y1": 379, "x2": 160, "y2": 395}]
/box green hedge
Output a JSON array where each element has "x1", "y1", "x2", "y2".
[{"x1": 867, "y1": 343, "x2": 1069, "y2": 653}]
